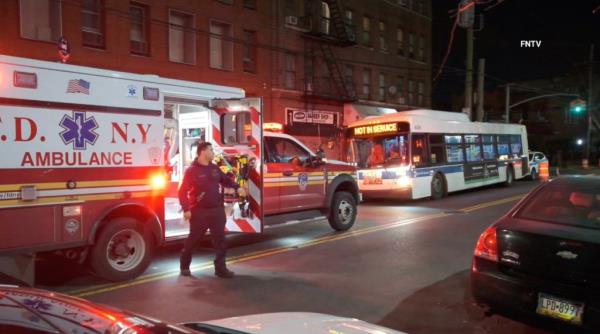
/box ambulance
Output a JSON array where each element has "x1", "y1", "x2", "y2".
[{"x1": 0, "y1": 55, "x2": 359, "y2": 283}]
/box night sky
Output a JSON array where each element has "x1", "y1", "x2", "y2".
[{"x1": 431, "y1": 0, "x2": 600, "y2": 109}]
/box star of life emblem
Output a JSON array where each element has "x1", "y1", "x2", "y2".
[{"x1": 59, "y1": 111, "x2": 99, "y2": 150}]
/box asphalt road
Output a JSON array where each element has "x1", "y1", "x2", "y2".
[{"x1": 36, "y1": 180, "x2": 579, "y2": 334}]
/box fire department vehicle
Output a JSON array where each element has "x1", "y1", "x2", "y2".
[{"x1": 0, "y1": 55, "x2": 359, "y2": 283}]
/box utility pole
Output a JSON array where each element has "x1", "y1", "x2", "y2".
[
  {"x1": 476, "y1": 58, "x2": 485, "y2": 121},
  {"x1": 505, "y1": 84, "x2": 510, "y2": 123},
  {"x1": 586, "y1": 44, "x2": 594, "y2": 162},
  {"x1": 458, "y1": 0, "x2": 475, "y2": 120},
  {"x1": 465, "y1": 25, "x2": 474, "y2": 120}
]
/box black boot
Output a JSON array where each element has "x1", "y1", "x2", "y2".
[{"x1": 214, "y1": 260, "x2": 234, "y2": 278}]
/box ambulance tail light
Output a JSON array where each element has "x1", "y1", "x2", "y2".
[
  {"x1": 150, "y1": 174, "x2": 167, "y2": 190},
  {"x1": 264, "y1": 122, "x2": 283, "y2": 133}
]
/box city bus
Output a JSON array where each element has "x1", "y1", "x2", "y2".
[{"x1": 346, "y1": 109, "x2": 529, "y2": 200}]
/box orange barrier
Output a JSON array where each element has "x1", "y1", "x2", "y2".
[{"x1": 539, "y1": 161, "x2": 550, "y2": 181}]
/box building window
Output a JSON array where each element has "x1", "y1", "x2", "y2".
[
  {"x1": 416, "y1": 0, "x2": 425, "y2": 14},
  {"x1": 210, "y1": 20, "x2": 233, "y2": 70},
  {"x1": 379, "y1": 21, "x2": 386, "y2": 50},
  {"x1": 396, "y1": 28, "x2": 404, "y2": 56},
  {"x1": 408, "y1": 32, "x2": 415, "y2": 59},
  {"x1": 20, "y1": 0, "x2": 61, "y2": 42},
  {"x1": 321, "y1": 1, "x2": 331, "y2": 35},
  {"x1": 396, "y1": 75, "x2": 405, "y2": 103},
  {"x1": 284, "y1": 0, "x2": 305, "y2": 19},
  {"x1": 378, "y1": 73, "x2": 386, "y2": 101},
  {"x1": 408, "y1": 80, "x2": 415, "y2": 105},
  {"x1": 362, "y1": 68, "x2": 371, "y2": 98},
  {"x1": 418, "y1": 81, "x2": 424, "y2": 106},
  {"x1": 345, "y1": 65, "x2": 354, "y2": 91},
  {"x1": 418, "y1": 35, "x2": 425, "y2": 62},
  {"x1": 169, "y1": 10, "x2": 195, "y2": 64},
  {"x1": 243, "y1": 30, "x2": 257, "y2": 73},
  {"x1": 362, "y1": 16, "x2": 370, "y2": 46},
  {"x1": 284, "y1": 53, "x2": 296, "y2": 89},
  {"x1": 130, "y1": 3, "x2": 149, "y2": 56},
  {"x1": 81, "y1": 0, "x2": 104, "y2": 48},
  {"x1": 345, "y1": 9, "x2": 353, "y2": 21},
  {"x1": 243, "y1": 0, "x2": 257, "y2": 9}
]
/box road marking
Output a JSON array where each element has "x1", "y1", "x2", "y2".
[
  {"x1": 68, "y1": 193, "x2": 527, "y2": 298},
  {"x1": 459, "y1": 194, "x2": 525, "y2": 213}
]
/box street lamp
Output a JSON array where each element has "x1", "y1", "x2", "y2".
[{"x1": 577, "y1": 138, "x2": 584, "y2": 146}]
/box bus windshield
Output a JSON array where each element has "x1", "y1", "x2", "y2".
[{"x1": 351, "y1": 134, "x2": 409, "y2": 168}]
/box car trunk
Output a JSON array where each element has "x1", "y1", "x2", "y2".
[{"x1": 497, "y1": 219, "x2": 600, "y2": 288}]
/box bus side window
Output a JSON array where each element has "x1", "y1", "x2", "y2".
[
  {"x1": 497, "y1": 135, "x2": 510, "y2": 158},
  {"x1": 411, "y1": 134, "x2": 428, "y2": 166},
  {"x1": 428, "y1": 134, "x2": 445, "y2": 165},
  {"x1": 510, "y1": 135, "x2": 522, "y2": 157}
]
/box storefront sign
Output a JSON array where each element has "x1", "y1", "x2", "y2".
[
  {"x1": 288, "y1": 109, "x2": 337, "y2": 125},
  {"x1": 352, "y1": 122, "x2": 398, "y2": 137}
]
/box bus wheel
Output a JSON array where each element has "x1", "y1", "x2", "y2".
[
  {"x1": 504, "y1": 167, "x2": 514, "y2": 187},
  {"x1": 328, "y1": 191, "x2": 357, "y2": 231},
  {"x1": 431, "y1": 173, "x2": 445, "y2": 200},
  {"x1": 90, "y1": 218, "x2": 154, "y2": 281}
]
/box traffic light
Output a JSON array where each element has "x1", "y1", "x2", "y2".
[{"x1": 570, "y1": 99, "x2": 587, "y2": 114}]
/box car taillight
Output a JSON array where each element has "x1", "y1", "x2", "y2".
[{"x1": 474, "y1": 226, "x2": 498, "y2": 262}]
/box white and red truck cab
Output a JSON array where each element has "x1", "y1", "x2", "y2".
[{"x1": 0, "y1": 55, "x2": 359, "y2": 283}]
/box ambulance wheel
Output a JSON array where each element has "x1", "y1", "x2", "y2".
[
  {"x1": 529, "y1": 168, "x2": 538, "y2": 181},
  {"x1": 328, "y1": 191, "x2": 357, "y2": 231},
  {"x1": 90, "y1": 218, "x2": 154, "y2": 281}
]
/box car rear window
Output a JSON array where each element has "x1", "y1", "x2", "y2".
[{"x1": 517, "y1": 183, "x2": 600, "y2": 228}]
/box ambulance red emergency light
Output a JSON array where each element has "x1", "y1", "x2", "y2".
[{"x1": 0, "y1": 55, "x2": 360, "y2": 283}]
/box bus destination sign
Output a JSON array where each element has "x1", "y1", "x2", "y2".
[{"x1": 352, "y1": 122, "x2": 398, "y2": 137}]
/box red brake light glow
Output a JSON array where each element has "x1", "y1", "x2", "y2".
[{"x1": 474, "y1": 226, "x2": 498, "y2": 262}]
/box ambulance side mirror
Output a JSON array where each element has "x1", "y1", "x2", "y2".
[{"x1": 305, "y1": 155, "x2": 324, "y2": 168}]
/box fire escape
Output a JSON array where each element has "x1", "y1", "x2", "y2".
[{"x1": 302, "y1": 0, "x2": 357, "y2": 102}]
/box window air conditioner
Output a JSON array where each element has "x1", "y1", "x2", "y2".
[{"x1": 285, "y1": 16, "x2": 298, "y2": 25}]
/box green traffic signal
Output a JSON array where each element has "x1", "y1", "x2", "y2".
[{"x1": 570, "y1": 99, "x2": 586, "y2": 114}]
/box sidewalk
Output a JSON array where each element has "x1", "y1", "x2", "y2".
[{"x1": 550, "y1": 166, "x2": 600, "y2": 176}]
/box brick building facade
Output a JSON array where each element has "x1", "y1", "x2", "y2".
[{"x1": 0, "y1": 0, "x2": 431, "y2": 159}]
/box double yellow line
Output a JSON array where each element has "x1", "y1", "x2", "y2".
[
  {"x1": 459, "y1": 194, "x2": 525, "y2": 213},
  {"x1": 68, "y1": 193, "x2": 525, "y2": 298}
]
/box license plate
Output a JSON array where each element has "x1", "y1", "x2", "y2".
[
  {"x1": 536, "y1": 293, "x2": 584, "y2": 325},
  {"x1": 363, "y1": 176, "x2": 382, "y2": 185}
]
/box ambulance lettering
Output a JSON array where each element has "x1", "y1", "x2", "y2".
[
  {"x1": 15, "y1": 117, "x2": 38, "y2": 142},
  {"x1": 111, "y1": 122, "x2": 152, "y2": 144}
]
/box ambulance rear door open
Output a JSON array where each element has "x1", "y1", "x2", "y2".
[{"x1": 164, "y1": 98, "x2": 263, "y2": 237}]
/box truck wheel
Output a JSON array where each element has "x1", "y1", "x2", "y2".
[
  {"x1": 503, "y1": 166, "x2": 514, "y2": 187},
  {"x1": 90, "y1": 218, "x2": 154, "y2": 281},
  {"x1": 430, "y1": 173, "x2": 445, "y2": 200},
  {"x1": 328, "y1": 191, "x2": 357, "y2": 231}
]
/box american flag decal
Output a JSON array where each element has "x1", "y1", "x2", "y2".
[{"x1": 66, "y1": 79, "x2": 90, "y2": 95}]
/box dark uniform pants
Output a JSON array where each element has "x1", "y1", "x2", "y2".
[{"x1": 180, "y1": 206, "x2": 227, "y2": 270}]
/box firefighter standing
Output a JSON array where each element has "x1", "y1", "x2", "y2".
[{"x1": 178, "y1": 142, "x2": 245, "y2": 278}]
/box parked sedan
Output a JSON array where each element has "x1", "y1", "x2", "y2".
[
  {"x1": 471, "y1": 175, "x2": 600, "y2": 331},
  {"x1": 0, "y1": 284, "x2": 406, "y2": 334}
]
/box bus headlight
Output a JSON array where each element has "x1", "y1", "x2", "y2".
[{"x1": 398, "y1": 175, "x2": 411, "y2": 188}]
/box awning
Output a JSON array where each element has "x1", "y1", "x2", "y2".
[{"x1": 343, "y1": 104, "x2": 397, "y2": 125}]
